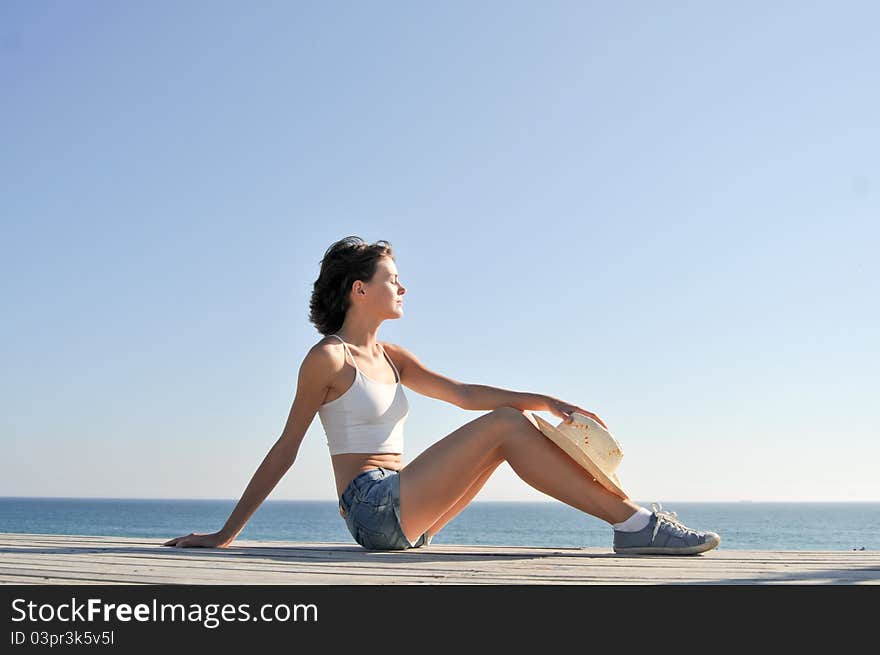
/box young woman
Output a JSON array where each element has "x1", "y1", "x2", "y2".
[{"x1": 164, "y1": 236, "x2": 720, "y2": 555}]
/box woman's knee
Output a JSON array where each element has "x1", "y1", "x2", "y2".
[
  {"x1": 489, "y1": 406, "x2": 534, "y2": 441},
  {"x1": 489, "y1": 405, "x2": 531, "y2": 426},
  {"x1": 489, "y1": 406, "x2": 542, "y2": 453}
]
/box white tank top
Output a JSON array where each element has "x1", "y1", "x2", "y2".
[{"x1": 317, "y1": 334, "x2": 409, "y2": 456}]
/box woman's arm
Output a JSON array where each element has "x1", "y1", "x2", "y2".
[
  {"x1": 163, "y1": 344, "x2": 336, "y2": 548},
  {"x1": 163, "y1": 433, "x2": 301, "y2": 549},
  {"x1": 215, "y1": 437, "x2": 299, "y2": 544},
  {"x1": 461, "y1": 384, "x2": 552, "y2": 413},
  {"x1": 380, "y1": 342, "x2": 608, "y2": 429},
  {"x1": 463, "y1": 383, "x2": 609, "y2": 429},
  {"x1": 383, "y1": 343, "x2": 561, "y2": 417}
]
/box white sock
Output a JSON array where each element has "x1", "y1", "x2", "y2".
[{"x1": 612, "y1": 506, "x2": 652, "y2": 532}]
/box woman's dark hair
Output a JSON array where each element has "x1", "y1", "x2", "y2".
[{"x1": 308, "y1": 236, "x2": 395, "y2": 335}]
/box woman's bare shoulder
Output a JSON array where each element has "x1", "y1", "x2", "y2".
[
  {"x1": 313, "y1": 334, "x2": 340, "y2": 348},
  {"x1": 378, "y1": 341, "x2": 413, "y2": 371},
  {"x1": 308, "y1": 335, "x2": 344, "y2": 358},
  {"x1": 300, "y1": 336, "x2": 346, "y2": 374},
  {"x1": 379, "y1": 340, "x2": 410, "y2": 355}
]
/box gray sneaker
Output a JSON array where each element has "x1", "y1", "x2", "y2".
[{"x1": 613, "y1": 504, "x2": 721, "y2": 555}]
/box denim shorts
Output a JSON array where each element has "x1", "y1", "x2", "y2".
[{"x1": 339, "y1": 467, "x2": 431, "y2": 551}]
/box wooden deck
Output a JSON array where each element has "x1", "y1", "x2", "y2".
[{"x1": 1, "y1": 533, "x2": 877, "y2": 585}]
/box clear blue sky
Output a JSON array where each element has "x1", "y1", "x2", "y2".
[{"x1": 2, "y1": 1, "x2": 877, "y2": 503}]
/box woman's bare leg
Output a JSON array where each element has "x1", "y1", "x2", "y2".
[
  {"x1": 398, "y1": 406, "x2": 641, "y2": 544},
  {"x1": 422, "y1": 459, "x2": 503, "y2": 538}
]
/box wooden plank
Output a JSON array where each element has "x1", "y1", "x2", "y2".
[{"x1": 0, "y1": 534, "x2": 876, "y2": 585}]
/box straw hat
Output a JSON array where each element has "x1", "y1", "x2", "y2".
[{"x1": 523, "y1": 410, "x2": 629, "y2": 499}]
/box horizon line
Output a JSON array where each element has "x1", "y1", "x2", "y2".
[{"x1": 2, "y1": 496, "x2": 880, "y2": 504}]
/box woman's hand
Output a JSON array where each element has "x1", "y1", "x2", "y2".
[
  {"x1": 162, "y1": 531, "x2": 231, "y2": 549},
  {"x1": 545, "y1": 397, "x2": 609, "y2": 430}
]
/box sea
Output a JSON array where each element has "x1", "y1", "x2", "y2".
[{"x1": 1, "y1": 498, "x2": 877, "y2": 551}]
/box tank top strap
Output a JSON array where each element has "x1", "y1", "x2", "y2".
[
  {"x1": 380, "y1": 344, "x2": 401, "y2": 383},
  {"x1": 328, "y1": 334, "x2": 359, "y2": 374}
]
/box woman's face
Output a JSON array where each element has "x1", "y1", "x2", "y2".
[{"x1": 362, "y1": 256, "x2": 406, "y2": 315}]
